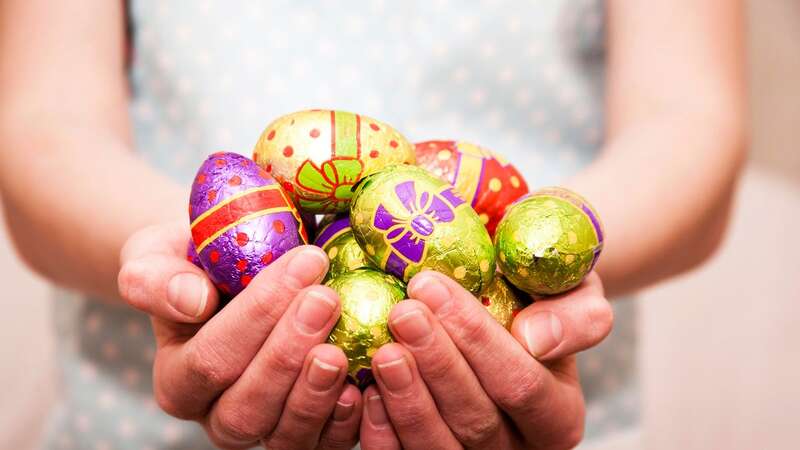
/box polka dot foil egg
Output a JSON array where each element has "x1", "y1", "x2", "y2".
[
  {"x1": 414, "y1": 140, "x2": 529, "y2": 236},
  {"x1": 350, "y1": 164, "x2": 496, "y2": 295},
  {"x1": 252, "y1": 109, "x2": 416, "y2": 214},
  {"x1": 189, "y1": 152, "x2": 308, "y2": 297}
]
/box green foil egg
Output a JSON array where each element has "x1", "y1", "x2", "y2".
[
  {"x1": 314, "y1": 214, "x2": 373, "y2": 282},
  {"x1": 326, "y1": 268, "x2": 406, "y2": 388},
  {"x1": 478, "y1": 275, "x2": 528, "y2": 330},
  {"x1": 495, "y1": 187, "x2": 604, "y2": 295},
  {"x1": 350, "y1": 165, "x2": 495, "y2": 294}
]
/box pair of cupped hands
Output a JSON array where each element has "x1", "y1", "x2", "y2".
[{"x1": 118, "y1": 221, "x2": 613, "y2": 450}]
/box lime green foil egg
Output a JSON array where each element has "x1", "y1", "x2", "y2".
[
  {"x1": 495, "y1": 187, "x2": 604, "y2": 295},
  {"x1": 350, "y1": 165, "x2": 495, "y2": 294},
  {"x1": 314, "y1": 214, "x2": 373, "y2": 282},
  {"x1": 326, "y1": 268, "x2": 406, "y2": 387}
]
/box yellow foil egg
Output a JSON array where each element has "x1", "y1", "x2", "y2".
[
  {"x1": 350, "y1": 165, "x2": 496, "y2": 294},
  {"x1": 252, "y1": 110, "x2": 415, "y2": 213},
  {"x1": 326, "y1": 268, "x2": 406, "y2": 388}
]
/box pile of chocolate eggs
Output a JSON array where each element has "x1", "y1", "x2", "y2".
[{"x1": 187, "y1": 110, "x2": 603, "y2": 386}]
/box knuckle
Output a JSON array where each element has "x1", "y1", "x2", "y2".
[
  {"x1": 454, "y1": 412, "x2": 502, "y2": 447},
  {"x1": 386, "y1": 402, "x2": 430, "y2": 432},
  {"x1": 420, "y1": 349, "x2": 459, "y2": 384},
  {"x1": 266, "y1": 347, "x2": 306, "y2": 381},
  {"x1": 185, "y1": 343, "x2": 238, "y2": 390},
  {"x1": 318, "y1": 433, "x2": 356, "y2": 450},
  {"x1": 242, "y1": 281, "x2": 291, "y2": 326},
  {"x1": 214, "y1": 407, "x2": 263, "y2": 443},
  {"x1": 453, "y1": 306, "x2": 491, "y2": 345},
  {"x1": 286, "y1": 398, "x2": 328, "y2": 425},
  {"x1": 495, "y1": 370, "x2": 545, "y2": 414},
  {"x1": 153, "y1": 384, "x2": 191, "y2": 420}
]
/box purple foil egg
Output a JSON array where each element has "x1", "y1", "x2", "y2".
[
  {"x1": 189, "y1": 152, "x2": 308, "y2": 297},
  {"x1": 186, "y1": 239, "x2": 202, "y2": 269}
]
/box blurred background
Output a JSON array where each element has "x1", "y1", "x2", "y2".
[{"x1": 2, "y1": 1, "x2": 798, "y2": 449}]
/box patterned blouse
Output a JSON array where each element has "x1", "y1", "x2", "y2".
[{"x1": 44, "y1": 1, "x2": 638, "y2": 448}]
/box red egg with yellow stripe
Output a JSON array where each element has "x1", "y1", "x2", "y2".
[
  {"x1": 189, "y1": 152, "x2": 307, "y2": 297},
  {"x1": 253, "y1": 110, "x2": 415, "y2": 214},
  {"x1": 414, "y1": 140, "x2": 529, "y2": 236}
]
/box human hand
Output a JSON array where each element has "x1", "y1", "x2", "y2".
[
  {"x1": 118, "y1": 220, "x2": 361, "y2": 449},
  {"x1": 360, "y1": 271, "x2": 612, "y2": 450}
]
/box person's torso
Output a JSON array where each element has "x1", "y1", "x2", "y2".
[{"x1": 46, "y1": 2, "x2": 638, "y2": 449}]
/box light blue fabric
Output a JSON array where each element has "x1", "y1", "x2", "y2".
[{"x1": 44, "y1": 1, "x2": 637, "y2": 448}]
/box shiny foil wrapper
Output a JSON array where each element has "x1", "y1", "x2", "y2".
[
  {"x1": 252, "y1": 110, "x2": 415, "y2": 214},
  {"x1": 350, "y1": 165, "x2": 495, "y2": 294},
  {"x1": 186, "y1": 239, "x2": 202, "y2": 269},
  {"x1": 189, "y1": 152, "x2": 308, "y2": 297},
  {"x1": 495, "y1": 187, "x2": 604, "y2": 295},
  {"x1": 414, "y1": 140, "x2": 529, "y2": 236},
  {"x1": 314, "y1": 214, "x2": 373, "y2": 282},
  {"x1": 479, "y1": 275, "x2": 528, "y2": 330},
  {"x1": 326, "y1": 268, "x2": 407, "y2": 388}
]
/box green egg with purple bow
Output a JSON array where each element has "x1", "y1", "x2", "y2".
[{"x1": 350, "y1": 165, "x2": 495, "y2": 294}]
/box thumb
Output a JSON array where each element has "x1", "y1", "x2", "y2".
[{"x1": 118, "y1": 253, "x2": 220, "y2": 324}]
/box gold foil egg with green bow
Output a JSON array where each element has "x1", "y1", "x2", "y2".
[{"x1": 252, "y1": 110, "x2": 415, "y2": 213}]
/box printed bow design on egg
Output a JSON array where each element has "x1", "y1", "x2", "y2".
[
  {"x1": 374, "y1": 180, "x2": 466, "y2": 278},
  {"x1": 295, "y1": 158, "x2": 364, "y2": 212}
]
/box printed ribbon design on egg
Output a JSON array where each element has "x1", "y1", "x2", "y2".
[
  {"x1": 373, "y1": 181, "x2": 466, "y2": 279},
  {"x1": 295, "y1": 158, "x2": 364, "y2": 212},
  {"x1": 292, "y1": 111, "x2": 367, "y2": 212}
]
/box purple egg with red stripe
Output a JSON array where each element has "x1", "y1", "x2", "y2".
[{"x1": 189, "y1": 152, "x2": 308, "y2": 297}]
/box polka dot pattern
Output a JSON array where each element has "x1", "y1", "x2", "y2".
[{"x1": 47, "y1": 1, "x2": 636, "y2": 449}]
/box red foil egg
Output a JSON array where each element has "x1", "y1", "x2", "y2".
[{"x1": 414, "y1": 140, "x2": 529, "y2": 236}]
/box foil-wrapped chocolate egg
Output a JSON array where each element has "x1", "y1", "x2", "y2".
[
  {"x1": 495, "y1": 187, "x2": 603, "y2": 295},
  {"x1": 189, "y1": 152, "x2": 308, "y2": 297},
  {"x1": 350, "y1": 165, "x2": 495, "y2": 294},
  {"x1": 186, "y1": 239, "x2": 202, "y2": 269},
  {"x1": 326, "y1": 268, "x2": 406, "y2": 388},
  {"x1": 478, "y1": 275, "x2": 528, "y2": 330},
  {"x1": 415, "y1": 140, "x2": 529, "y2": 236},
  {"x1": 252, "y1": 110, "x2": 415, "y2": 214},
  {"x1": 314, "y1": 215, "x2": 373, "y2": 282}
]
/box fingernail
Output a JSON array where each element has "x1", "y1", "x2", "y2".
[
  {"x1": 333, "y1": 400, "x2": 354, "y2": 421},
  {"x1": 296, "y1": 290, "x2": 337, "y2": 334},
  {"x1": 377, "y1": 357, "x2": 413, "y2": 392},
  {"x1": 287, "y1": 247, "x2": 328, "y2": 286},
  {"x1": 390, "y1": 309, "x2": 432, "y2": 346},
  {"x1": 408, "y1": 274, "x2": 451, "y2": 316},
  {"x1": 523, "y1": 312, "x2": 564, "y2": 358},
  {"x1": 167, "y1": 273, "x2": 207, "y2": 318},
  {"x1": 367, "y1": 395, "x2": 389, "y2": 426},
  {"x1": 306, "y1": 357, "x2": 341, "y2": 390}
]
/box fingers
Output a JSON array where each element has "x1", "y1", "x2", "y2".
[
  {"x1": 387, "y1": 300, "x2": 510, "y2": 448},
  {"x1": 407, "y1": 271, "x2": 583, "y2": 445},
  {"x1": 119, "y1": 253, "x2": 219, "y2": 324},
  {"x1": 262, "y1": 344, "x2": 350, "y2": 450},
  {"x1": 317, "y1": 384, "x2": 362, "y2": 450},
  {"x1": 359, "y1": 386, "x2": 401, "y2": 450},
  {"x1": 151, "y1": 245, "x2": 329, "y2": 420},
  {"x1": 370, "y1": 344, "x2": 461, "y2": 449},
  {"x1": 206, "y1": 285, "x2": 341, "y2": 447},
  {"x1": 511, "y1": 272, "x2": 613, "y2": 361}
]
